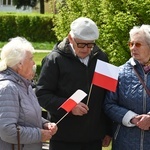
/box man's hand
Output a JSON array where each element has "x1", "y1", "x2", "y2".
[{"x1": 71, "y1": 102, "x2": 89, "y2": 116}]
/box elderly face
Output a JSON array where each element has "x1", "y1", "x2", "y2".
[
  {"x1": 18, "y1": 51, "x2": 35, "y2": 80},
  {"x1": 129, "y1": 32, "x2": 150, "y2": 64},
  {"x1": 68, "y1": 34, "x2": 95, "y2": 58}
]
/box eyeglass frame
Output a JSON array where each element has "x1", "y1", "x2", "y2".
[
  {"x1": 128, "y1": 41, "x2": 149, "y2": 48},
  {"x1": 73, "y1": 39, "x2": 96, "y2": 48}
]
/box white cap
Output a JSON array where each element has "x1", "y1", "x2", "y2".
[{"x1": 70, "y1": 17, "x2": 99, "y2": 40}]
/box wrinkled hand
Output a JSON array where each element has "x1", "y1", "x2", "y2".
[
  {"x1": 41, "y1": 129, "x2": 52, "y2": 142},
  {"x1": 41, "y1": 123, "x2": 58, "y2": 142},
  {"x1": 43, "y1": 122, "x2": 58, "y2": 135},
  {"x1": 131, "y1": 114, "x2": 150, "y2": 130},
  {"x1": 102, "y1": 135, "x2": 112, "y2": 147},
  {"x1": 71, "y1": 102, "x2": 89, "y2": 116}
]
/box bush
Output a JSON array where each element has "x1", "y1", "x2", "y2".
[{"x1": 0, "y1": 13, "x2": 57, "y2": 42}]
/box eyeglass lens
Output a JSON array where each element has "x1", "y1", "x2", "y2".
[
  {"x1": 128, "y1": 42, "x2": 142, "y2": 48},
  {"x1": 77, "y1": 43, "x2": 95, "y2": 48},
  {"x1": 74, "y1": 39, "x2": 95, "y2": 48}
]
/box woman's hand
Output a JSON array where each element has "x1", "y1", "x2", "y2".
[{"x1": 43, "y1": 122, "x2": 58, "y2": 135}]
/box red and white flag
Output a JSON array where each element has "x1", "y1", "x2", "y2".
[
  {"x1": 59, "y1": 89, "x2": 87, "y2": 112},
  {"x1": 92, "y1": 59, "x2": 119, "y2": 92}
]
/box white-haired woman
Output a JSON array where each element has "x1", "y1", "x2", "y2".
[
  {"x1": 0, "y1": 37, "x2": 57, "y2": 150},
  {"x1": 104, "y1": 25, "x2": 150, "y2": 150}
]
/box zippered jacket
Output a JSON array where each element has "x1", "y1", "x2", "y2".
[
  {"x1": 104, "y1": 58, "x2": 150, "y2": 150},
  {"x1": 36, "y1": 37, "x2": 112, "y2": 142},
  {"x1": 0, "y1": 68, "x2": 48, "y2": 150}
]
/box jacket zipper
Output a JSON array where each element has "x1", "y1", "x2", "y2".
[
  {"x1": 114, "y1": 124, "x2": 121, "y2": 140},
  {"x1": 140, "y1": 73, "x2": 147, "y2": 150}
]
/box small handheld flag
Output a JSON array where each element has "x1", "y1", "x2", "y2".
[
  {"x1": 92, "y1": 59, "x2": 119, "y2": 92},
  {"x1": 56, "y1": 89, "x2": 87, "y2": 124},
  {"x1": 59, "y1": 89, "x2": 87, "y2": 112}
]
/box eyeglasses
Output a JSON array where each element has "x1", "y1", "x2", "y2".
[
  {"x1": 74, "y1": 39, "x2": 95, "y2": 48},
  {"x1": 128, "y1": 42, "x2": 142, "y2": 48}
]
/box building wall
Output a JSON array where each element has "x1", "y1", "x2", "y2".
[{"x1": 0, "y1": 0, "x2": 32, "y2": 12}]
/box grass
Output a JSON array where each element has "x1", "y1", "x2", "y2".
[
  {"x1": 31, "y1": 42, "x2": 55, "y2": 50},
  {"x1": 103, "y1": 144, "x2": 112, "y2": 150},
  {"x1": 34, "y1": 52, "x2": 49, "y2": 66}
]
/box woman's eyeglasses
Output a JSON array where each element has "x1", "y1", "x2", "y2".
[
  {"x1": 74, "y1": 39, "x2": 95, "y2": 48},
  {"x1": 128, "y1": 42, "x2": 142, "y2": 48}
]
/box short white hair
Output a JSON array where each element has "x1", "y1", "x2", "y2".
[
  {"x1": 0, "y1": 37, "x2": 35, "y2": 71},
  {"x1": 129, "y1": 24, "x2": 150, "y2": 45}
]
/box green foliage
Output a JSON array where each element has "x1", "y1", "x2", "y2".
[
  {"x1": 0, "y1": 13, "x2": 57, "y2": 42},
  {"x1": 53, "y1": 0, "x2": 103, "y2": 40},
  {"x1": 0, "y1": 14, "x2": 17, "y2": 41},
  {"x1": 53, "y1": 0, "x2": 150, "y2": 66}
]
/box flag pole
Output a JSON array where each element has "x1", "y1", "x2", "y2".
[
  {"x1": 86, "y1": 84, "x2": 93, "y2": 105},
  {"x1": 56, "y1": 112, "x2": 69, "y2": 125}
]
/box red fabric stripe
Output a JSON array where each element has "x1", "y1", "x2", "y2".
[
  {"x1": 60, "y1": 99, "x2": 77, "y2": 112},
  {"x1": 92, "y1": 72, "x2": 117, "y2": 92}
]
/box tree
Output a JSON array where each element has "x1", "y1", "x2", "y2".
[
  {"x1": 53, "y1": 0, "x2": 150, "y2": 65},
  {"x1": 39, "y1": 0, "x2": 45, "y2": 14},
  {"x1": 13, "y1": 0, "x2": 47, "y2": 14},
  {"x1": 13, "y1": 0, "x2": 37, "y2": 9}
]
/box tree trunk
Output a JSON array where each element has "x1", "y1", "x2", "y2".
[{"x1": 40, "y1": 0, "x2": 45, "y2": 14}]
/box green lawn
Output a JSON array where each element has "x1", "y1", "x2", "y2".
[
  {"x1": 103, "y1": 144, "x2": 112, "y2": 150},
  {"x1": 34, "y1": 52, "x2": 49, "y2": 66}
]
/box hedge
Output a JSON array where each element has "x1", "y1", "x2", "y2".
[{"x1": 0, "y1": 13, "x2": 57, "y2": 42}]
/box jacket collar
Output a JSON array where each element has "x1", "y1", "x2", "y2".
[{"x1": 55, "y1": 37, "x2": 100, "y2": 58}]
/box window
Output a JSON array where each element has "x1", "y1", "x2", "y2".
[{"x1": 0, "y1": 0, "x2": 12, "y2": 5}]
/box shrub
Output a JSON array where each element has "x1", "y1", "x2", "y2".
[{"x1": 0, "y1": 13, "x2": 57, "y2": 42}]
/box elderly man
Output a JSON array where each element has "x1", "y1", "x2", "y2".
[{"x1": 36, "y1": 17, "x2": 112, "y2": 150}]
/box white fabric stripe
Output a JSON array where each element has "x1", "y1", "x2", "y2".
[
  {"x1": 95, "y1": 59, "x2": 119, "y2": 80},
  {"x1": 70, "y1": 89, "x2": 87, "y2": 103}
]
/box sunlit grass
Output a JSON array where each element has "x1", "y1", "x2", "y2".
[
  {"x1": 103, "y1": 144, "x2": 112, "y2": 150},
  {"x1": 32, "y1": 42, "x2": 54, "y2": 50},
  {"x1": 34, "y1": 52, "x2": 49, "y2": 66}
]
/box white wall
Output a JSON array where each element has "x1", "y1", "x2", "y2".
[{"x1": 0, "y1": 6, "x2": 32, "y2": 12}]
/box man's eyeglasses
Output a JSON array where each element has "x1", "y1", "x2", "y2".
[
  {"x1": 128, "y1": 42, "x2": 142, "y2": 48},
  {"x1": 74, "y1": 39, "x2": 95, "y2": 48}
]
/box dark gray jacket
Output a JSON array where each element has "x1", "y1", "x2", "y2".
[{"x1": 0, "y1": 68, "x2": 48, "y2": 150}]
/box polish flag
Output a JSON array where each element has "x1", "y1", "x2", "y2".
[
  {"x1": 59, "y1": 89, "x2": 87, "y2": 112},
  {"x1": 92, "y1": 59, "x2": 119, "y2": 92}
]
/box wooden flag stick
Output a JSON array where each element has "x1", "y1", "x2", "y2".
[
  {"x1": 86, "y1": 84, "x2": 93, "y2": 105},
  {"x1": 56, "y1": 112, "x2": 69, "y2": 125}
]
